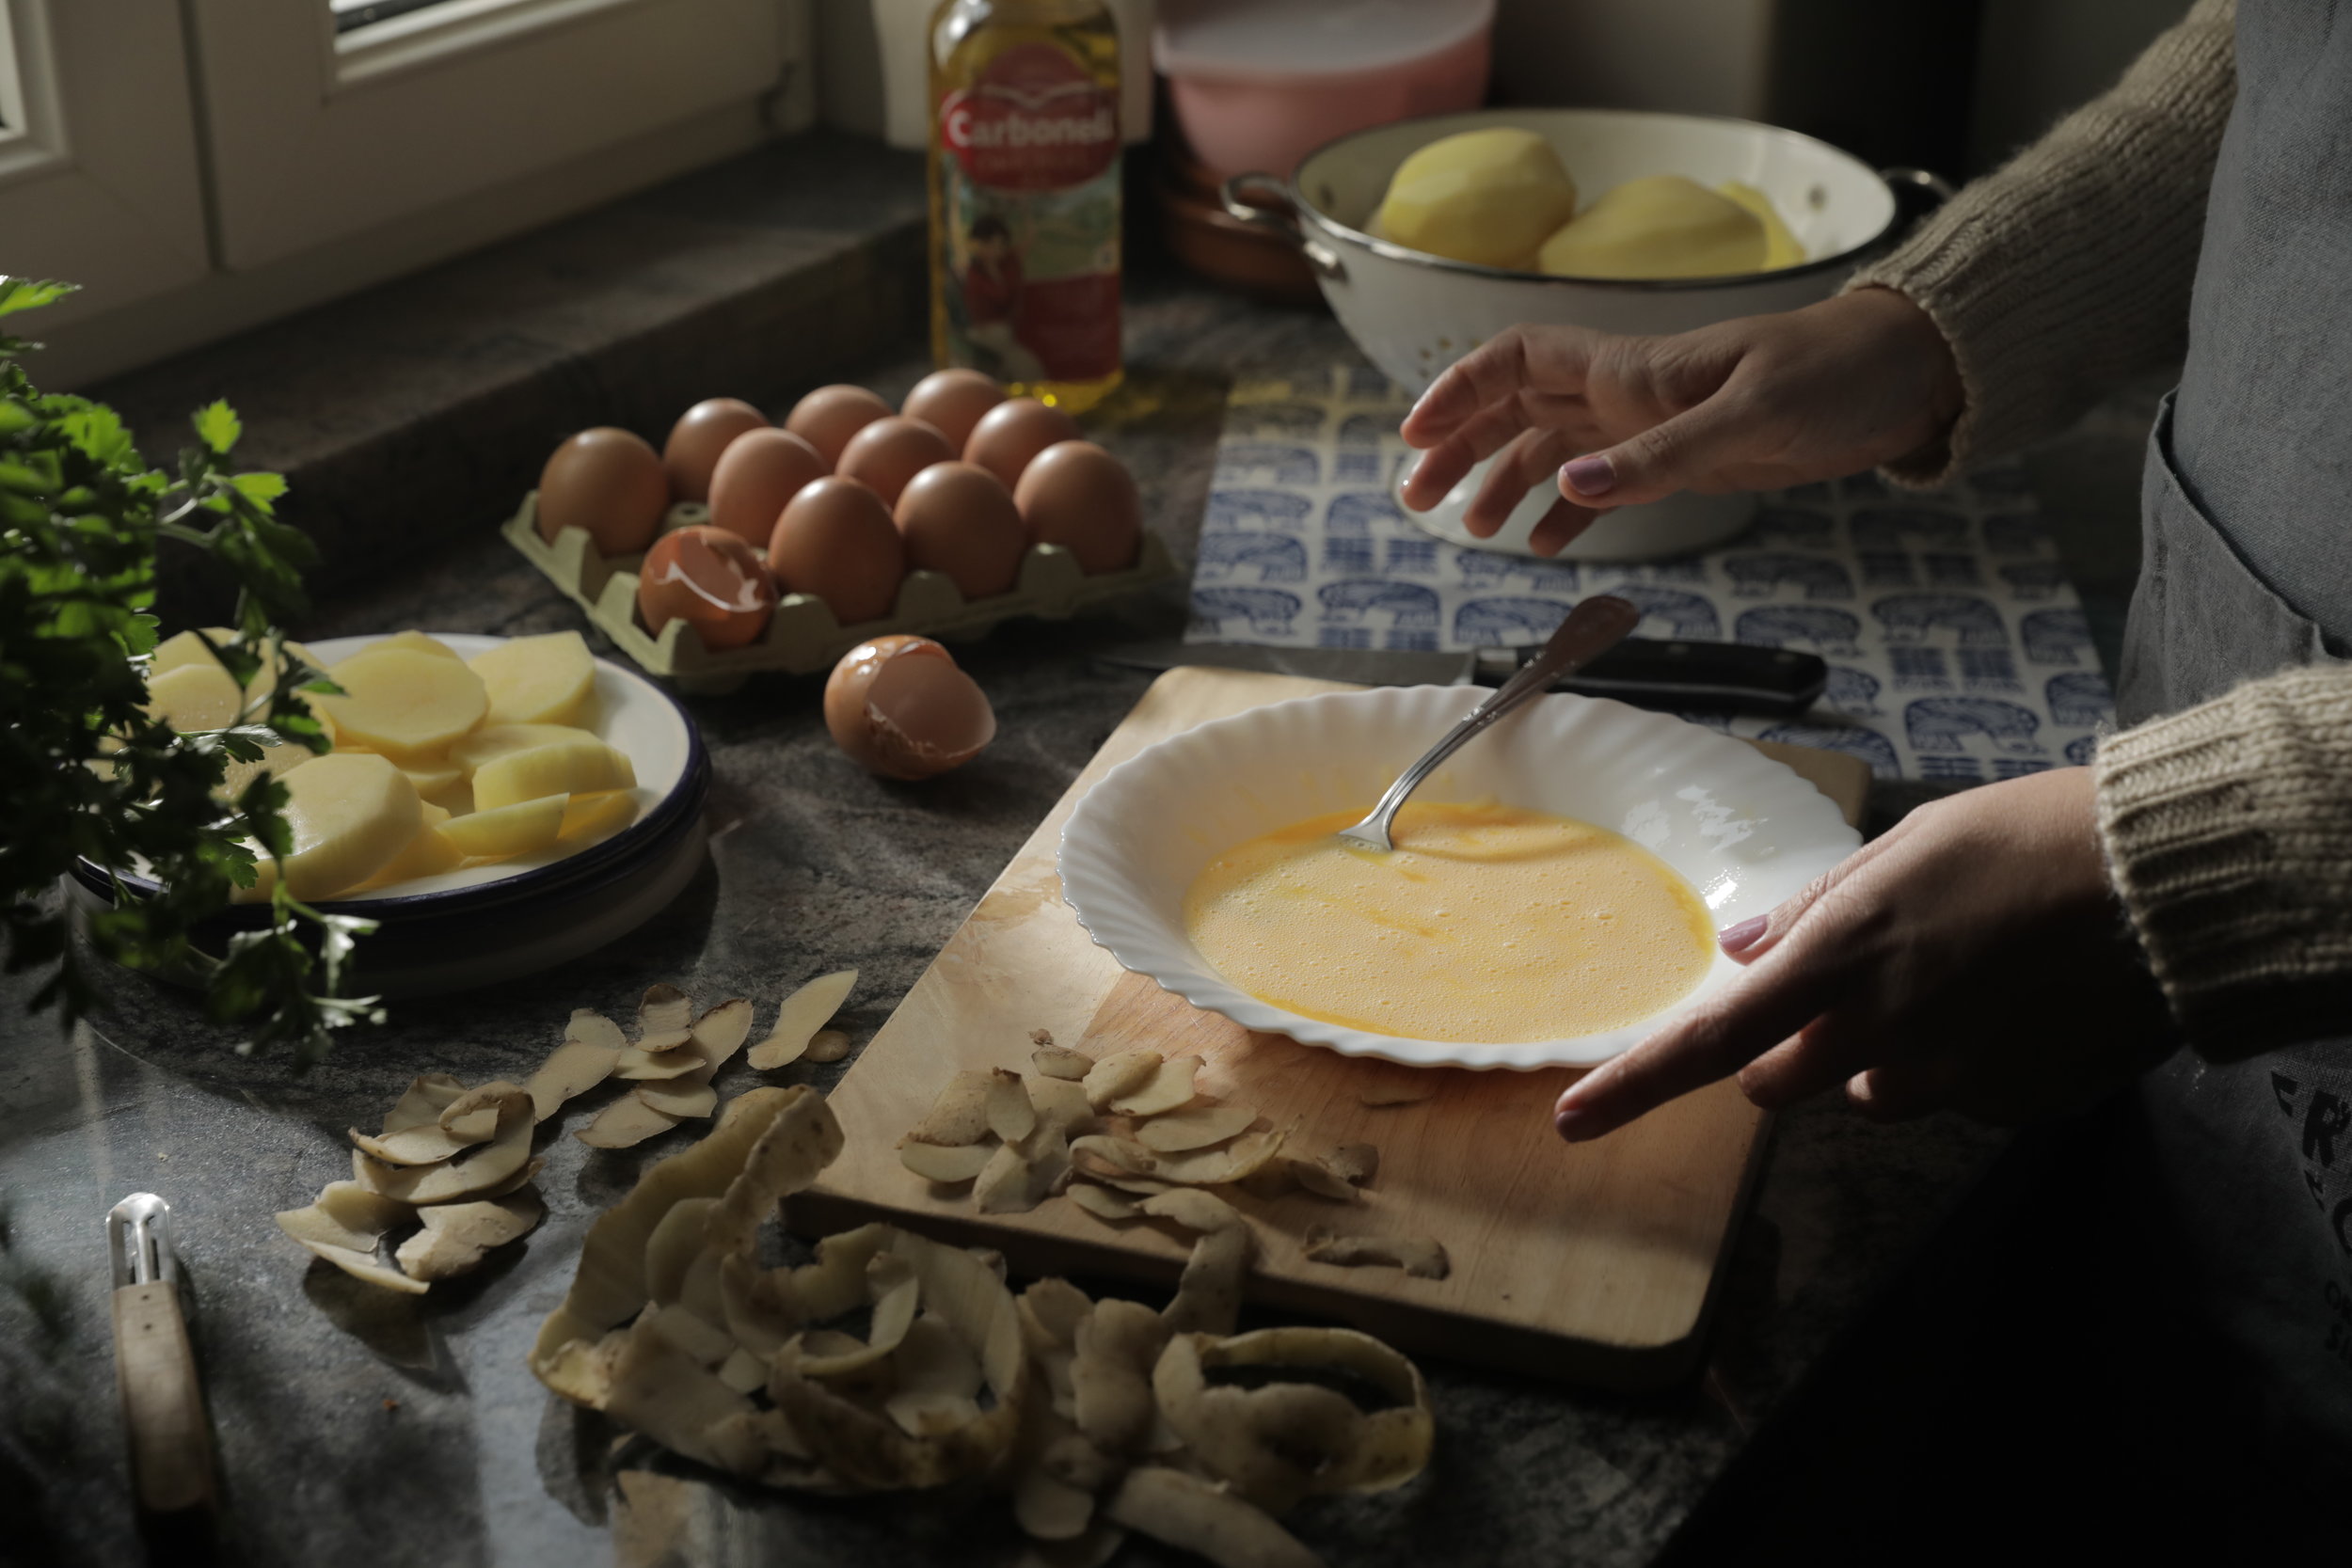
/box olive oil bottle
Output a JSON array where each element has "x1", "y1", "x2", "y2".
[{"x1": 927, "y1": 0, "x2": 1122, "y2": 413}]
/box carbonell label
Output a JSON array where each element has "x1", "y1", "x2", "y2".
[
  {"x1": 935, "y1": 40, "x2": 1120, "y2": 382},
  {"x1": 941, "y1": 44, "x2": 1118, "y2": 191}
]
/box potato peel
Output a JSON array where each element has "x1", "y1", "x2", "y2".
[
  {"x1": 393, "y1": 1189, "x2": 545, "y2": 1282},
  {"x1": 1301, "y1": 1228, "x2": 1450, "y2": 1280},
  {"x1": 527, "y1": 1025, "x2": 624, "y2": 1121},
  {"x1": 1108, "y1": 1056, "x2": 1199, "y2": 1118},
  {"x1": 986, "y1": 1068, "x2": 1039, "y2": 1143},
  {"x1": 1067, "y1": 1183, "x2": 1137, "y2": 1223},
  {"x1": 1152, "y1": 1333, "x2": 1366, "y2": 1513},
  {"x1": 747, "y1": 970, "x2": 859, "y2": 1070},
  {"x1": 1163, "y1": 1225, "x2": 1252, "y2": 1337},
  {"x1": 1135, "y1": 1103, "x2": 1257, "y2": 1153},
  {"x1": 1081, "y1": 1050, "x2": 1160, "y2": 1111},
  {"x1": 899, "y1": 1139, "x2": 994, "y2": 1185},
  {"x1": 1032, "y1": 1047, "x2": 1093, "y2": 1081},
  {"x1": 1196, "y1": 1326, "x2": 1434, "y2": 1497},
  {"x1": 906, "y1": 1071, "x2": 995, "y2": 1147},
  {"x1": 1104, "y1": 1467, "x2": 1322, "y2": 1568},
  {"x1": 382, "y1": 1073, "x2": 467, "y2": 1134},
  {"x1": 1071, "y1": 1298, "x2": 1168, "y2": 1455},
  {"x1": 576, "y1": 1095, "x2": 684, "y2": 1149}
]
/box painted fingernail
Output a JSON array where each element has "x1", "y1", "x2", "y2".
[
  {"x1": 1561, "y1": 454, "x2": 1616, "y2": 497},
  {"x1": 1718, "y1": 915, "x2": 1769, "y2": 952}
]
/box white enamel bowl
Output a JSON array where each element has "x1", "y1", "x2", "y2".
[
  {"x1": 1226, "y1": 107, "x2": 1941, "y2": 561},
  {"x1": 1057, "y1": 687, "x2": 1860, "y2": 1071}
]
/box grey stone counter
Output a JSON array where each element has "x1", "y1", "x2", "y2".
[{"x1": 0, "y1": 277, "x2": 2065, "y2": 1568}]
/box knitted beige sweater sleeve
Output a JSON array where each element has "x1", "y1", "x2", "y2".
[
  {"x1": 2096, "y1": 666, "x2": 2352, "y2": 1055},
  {"x1": 1849, "y1": 0, "x2": 2237, "y2": 483}
]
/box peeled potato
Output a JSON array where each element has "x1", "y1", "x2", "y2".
[
  {"x1": 1375, "y1": 128, "x2": 1579, "y2": 270},
  {"x1": 471, "y1": 739, "x2": 635, "y2": 812},
  {"x1": 151, "y1": 627, "x2": 237, "y2": 679},
  {"x1": 1538, "y1": 174, "x2": 1766, "y2": 279},
  {"x1": 452, "y1": 722, "x2": 603, "y2": 773},
  {"x1": 400, "y1": 759, "x2": 465, "y2": 797},
  {"x1": 314, "y1": 648, "x2": 489, "y2": 760},
  {"x1": 349, "y1": 803, "x2": 465, "y2": 891},
  {"x1": 373, "y1": 629, "x2": 463, "y2": 661},
  {"x1": 558, "y1": 790, "x2": 640, "y2": 846},
  {"x1": 218, "y1": 739, "x2": 313, "y2": 805},
  {"x1": 469, "y1": 631, "x2": 596, "y2": 726},
  {"x1": 1719, "y1": 181, "x2": 1805, "y2": 269},
  {"x1": 275, "y1": 752, "x2": 425, "y2": 900},
  {"x1": 144, "y1": 661, "x2": 243, "y2": 733},
  {"x1": 441, "y1": 794, "x2": 567, "y2": 859}
]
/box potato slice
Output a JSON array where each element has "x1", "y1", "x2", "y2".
[
  {"x1": 216, "y1": 736, "x2": 313, "y2": 806},
  {"x1": 451, "y1": 722, "x2": 604, "y2": 772},
  {"x1": 558, "y1": 789, "x2": 641, "y2": 847},
  {"x1": 1135, "y1": 1104, "x2": 1256, "y2": 1154},
  {"x1": 747, "y1": 970, "x2": 858, "y2": 1070},
  {"x1": 272, "y1": 752, "x2": 424, "y2": 900},
  {"x1": 313, "y1": 647, "x2": 489, "y2": 760},
  {"x1": 900, "y1": 1141, "x2": 994, "y2": 1184},
  {"x1": 372, "y1": 629, "x2": 462, "y2": 661},
  {"x1": 394, "y1": 1189, "x2": 544, "y2": 1281},
  {"x1": 469, "y1": 630, "x2": 596, "y2": 725},
  {"x1": 440, "y1": 793, "x2": 567, "y2": 859},
  {"x1": 150, "y1": 627, "x2": 236, "y2": 679},
  {"x1": 1108, "y1": 1057, "x2": 1199, "y2": 1118},
  {"x1": 1082, "y1": 1050, "x2": 1160, "y2": 1111},
  {"x1": 471, "y1": 738, "x2": 634, "y2": 812},
  {"x1": 346, "y1": 803, "x2": 463, "y2": 893},
  {"x1": 144, "y1": 661, "x2": 244, "y2": 733},
  {"x1": 398, "y1": 760, "x2": 465, "y2": 799}
]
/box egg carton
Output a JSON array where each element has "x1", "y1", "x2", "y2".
[{"x1": 501, "y1": 493, "x2": 1179, "y2": 694}]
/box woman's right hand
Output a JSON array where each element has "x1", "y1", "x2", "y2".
[{"x1": 1397, "y1": 287, "x2": 1966, "y2": 555}]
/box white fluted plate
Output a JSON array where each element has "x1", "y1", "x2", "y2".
[{"x1": 1057, "y1": 687, "x2": 1861, "y2": 1071}]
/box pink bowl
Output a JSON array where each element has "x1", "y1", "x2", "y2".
[{"x1": 1157, "y1": 0, "x2": 1493, "y2": 182}]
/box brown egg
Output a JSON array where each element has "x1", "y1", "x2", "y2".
[
  {"x1": 1013, "y1": 440, "x2": 1143, "y2": 574},
  {"x1": 894, "y1": 461, "x2": 1027, "y2": 600},
  {"x1": 822, "y1": 635, "x2": 996, "y2": 781},
  {"x1": 635, "y1": 526, "x2": 777, "y2": 650},
  {"x1": 537, "y1": 427, "x2": 669, "y2": 555},
  {"x1": 962, "y1": 397, "x2": 1082, "y2": 490},
  {"x1": 900, "y1": 369, "x2": 1007, "y2": 452},
  {"x1": 707, "y1": 428, "x2": 829, "y2": 546},
  {"x1": 661, "y1": 398, "x2": 770, "y2": 501},
  {"x1": 836, "y1": 416, "x2": 956, "y2": 510},
  {"x1": 784, "y1": 384, "x2": 893, "y2": 467},
  {"x1": 768, "y1": 477, "x2": 907, "y2": 626}
]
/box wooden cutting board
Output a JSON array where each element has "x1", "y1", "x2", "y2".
[{"x1": 794, "y1": 668, "x2": 1868, "y2": 1389}]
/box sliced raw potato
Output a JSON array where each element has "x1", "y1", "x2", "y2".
[
  {"x1": 450, "y1": 722, "x2": 604, "y2": 772},
  {"x1": 347, "y1": 803, "x2": 464, "y2": 892},
  {"x1": 274, "y1": 1180, "x2": 412, "y2": 1255},
  {"x1": 1301, "y1": 1228, "x2": 1449, "y2": 1280},
  {"x1": 272, "y1": 752, "x2": 425, "y2": 900},
  {"x1": 144, "y1": 660, "x2": 244, "y2": 733},
  {"x1": 1136, "y1": 1103, "x2": 1256, "y2": 1153},
  {"x1": 394, "y1": 1189, "x2": 545, "y2": 1281},
  {"x1": 525, "y1": 1012, "x2": 624, "y2": 1120},
  {"x1": 441, "y1": 793, "x2": 567, "y2": 859},
  {"x1": 1033, "y1": 1047, "x2": 1092, "y2": 1081},
  {"x1": 383, "y1": 1073, "x2": 467, "y2": 1133},
  {"x1": 373, "y1": 629, "x2": 462, "y2": 661},
  {"x1": 1108, "y1": 1057, "x2": 1199, "y2": 1118},
  {"x1": 578, "y1": 1096, "x2": 683, "y2": 1149},
  {"x1": 469, "y1": 630, "x2": 596, "y2": 725},
  {"x1": 986, "y1": 1069, "x2": 1038, "y2": 1143},
  {"x1": 747, "y1": 970, "x2": 858, "y2": 1070},
  {"x1": 900, "y1": 1140, "x2": 994, "y2": 1184},
  {"x1": 151, "y1": 627, "x2": 236, "y2": 679},
  {"x1": 397, "y1": 760, "x2": 465, "y2": 799},
  {"x1": 1104, "y1": 1467, "x2": 1319, "y2": 1568},
  {"x1": 1067, "y1": 1183, "x2": 1138, "y2": 1223},
  {"x1": 471, "y1": 738, "x2": 634, "y2": 812},
  {"x1": 905, "y1": 1071, "x2": 994, "y2": 1147},
  {"x1": 313, "y1": 647, "x2": 489, "y2": 760},
  {"x1": 243, "y1": 638, "x2": 321, "y2": 704},
  {"x1": 1082, "y1": 1050, "x2": 1160, "y2": 1111},
  {"x1": 215, "y1": 737, "x2": 311, "y2": 805},
  {"x1": 558, "y1": 789, "x2": 640, "y2": 847}
]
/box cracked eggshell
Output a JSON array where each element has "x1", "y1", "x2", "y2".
[
  {"x1": 636, "y1": 526, "x2": 778, "y2": 651},
  {"x1": 822, "y1": 636, "x2": 995, "y2": 782}
]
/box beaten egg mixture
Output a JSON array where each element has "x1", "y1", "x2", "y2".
[{"x1": 1183, "y1": 801, "x2": 1714, "y2": 1043}]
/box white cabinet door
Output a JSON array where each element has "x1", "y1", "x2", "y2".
[
  {"x1": 186, "y1": 0, "x2": 793, "y2": 270},
  {"x1": 0, "y1": 0, "x2": 213, "y2": 333}
]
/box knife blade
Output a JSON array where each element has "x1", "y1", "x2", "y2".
[{"x1": 1096, "y1": 638, "x2": 1826, "y2": 716}]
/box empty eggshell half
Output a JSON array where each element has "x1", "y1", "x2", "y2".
[{"x1": 822, "y1": 635, "x2": 996, "y2": 781}]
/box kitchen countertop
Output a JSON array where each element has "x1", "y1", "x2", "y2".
[{"x1": 0, "y1": 261, "x2": 2155, "y2": 1566}]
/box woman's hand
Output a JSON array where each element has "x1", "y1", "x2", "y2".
[
  {"x1": 1398, "y1": 288, "x2": 1965, "y2": 555},
  {"x1": 1553, "y1": 768, "x2": 2179, "y2": 1138}
]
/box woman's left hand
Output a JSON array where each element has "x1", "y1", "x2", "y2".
[{"x1": 1551, "y1": 768, "x2": 2179, "y2": 1139}]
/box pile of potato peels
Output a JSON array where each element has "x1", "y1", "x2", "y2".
[{"x1": 531, "y1": 1087, "x2": 1435, "y2": 1568}]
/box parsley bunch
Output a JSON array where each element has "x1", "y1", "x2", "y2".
[{"x1": 2, "y1": 277, "x2": 378, "y2": 1065}]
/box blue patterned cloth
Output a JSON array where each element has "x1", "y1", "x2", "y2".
[{"x1": 1187, "y1": 371, "x2": 2115, "y2": 783}]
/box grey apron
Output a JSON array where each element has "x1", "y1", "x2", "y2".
[{"x1": 2113, "y1": 2, "x2": 2352, "y2": 1488}]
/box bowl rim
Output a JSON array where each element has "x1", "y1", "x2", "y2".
[
  {"x1": 74, "y1": 632, "x2": 708, "y2": 922},
  {"x1": 1282, "y1": 104, "x2": 1903, "y2": 293},
  {"x1": 1056, "y1": 684, "x2": 1862, "y2": 1071}
]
